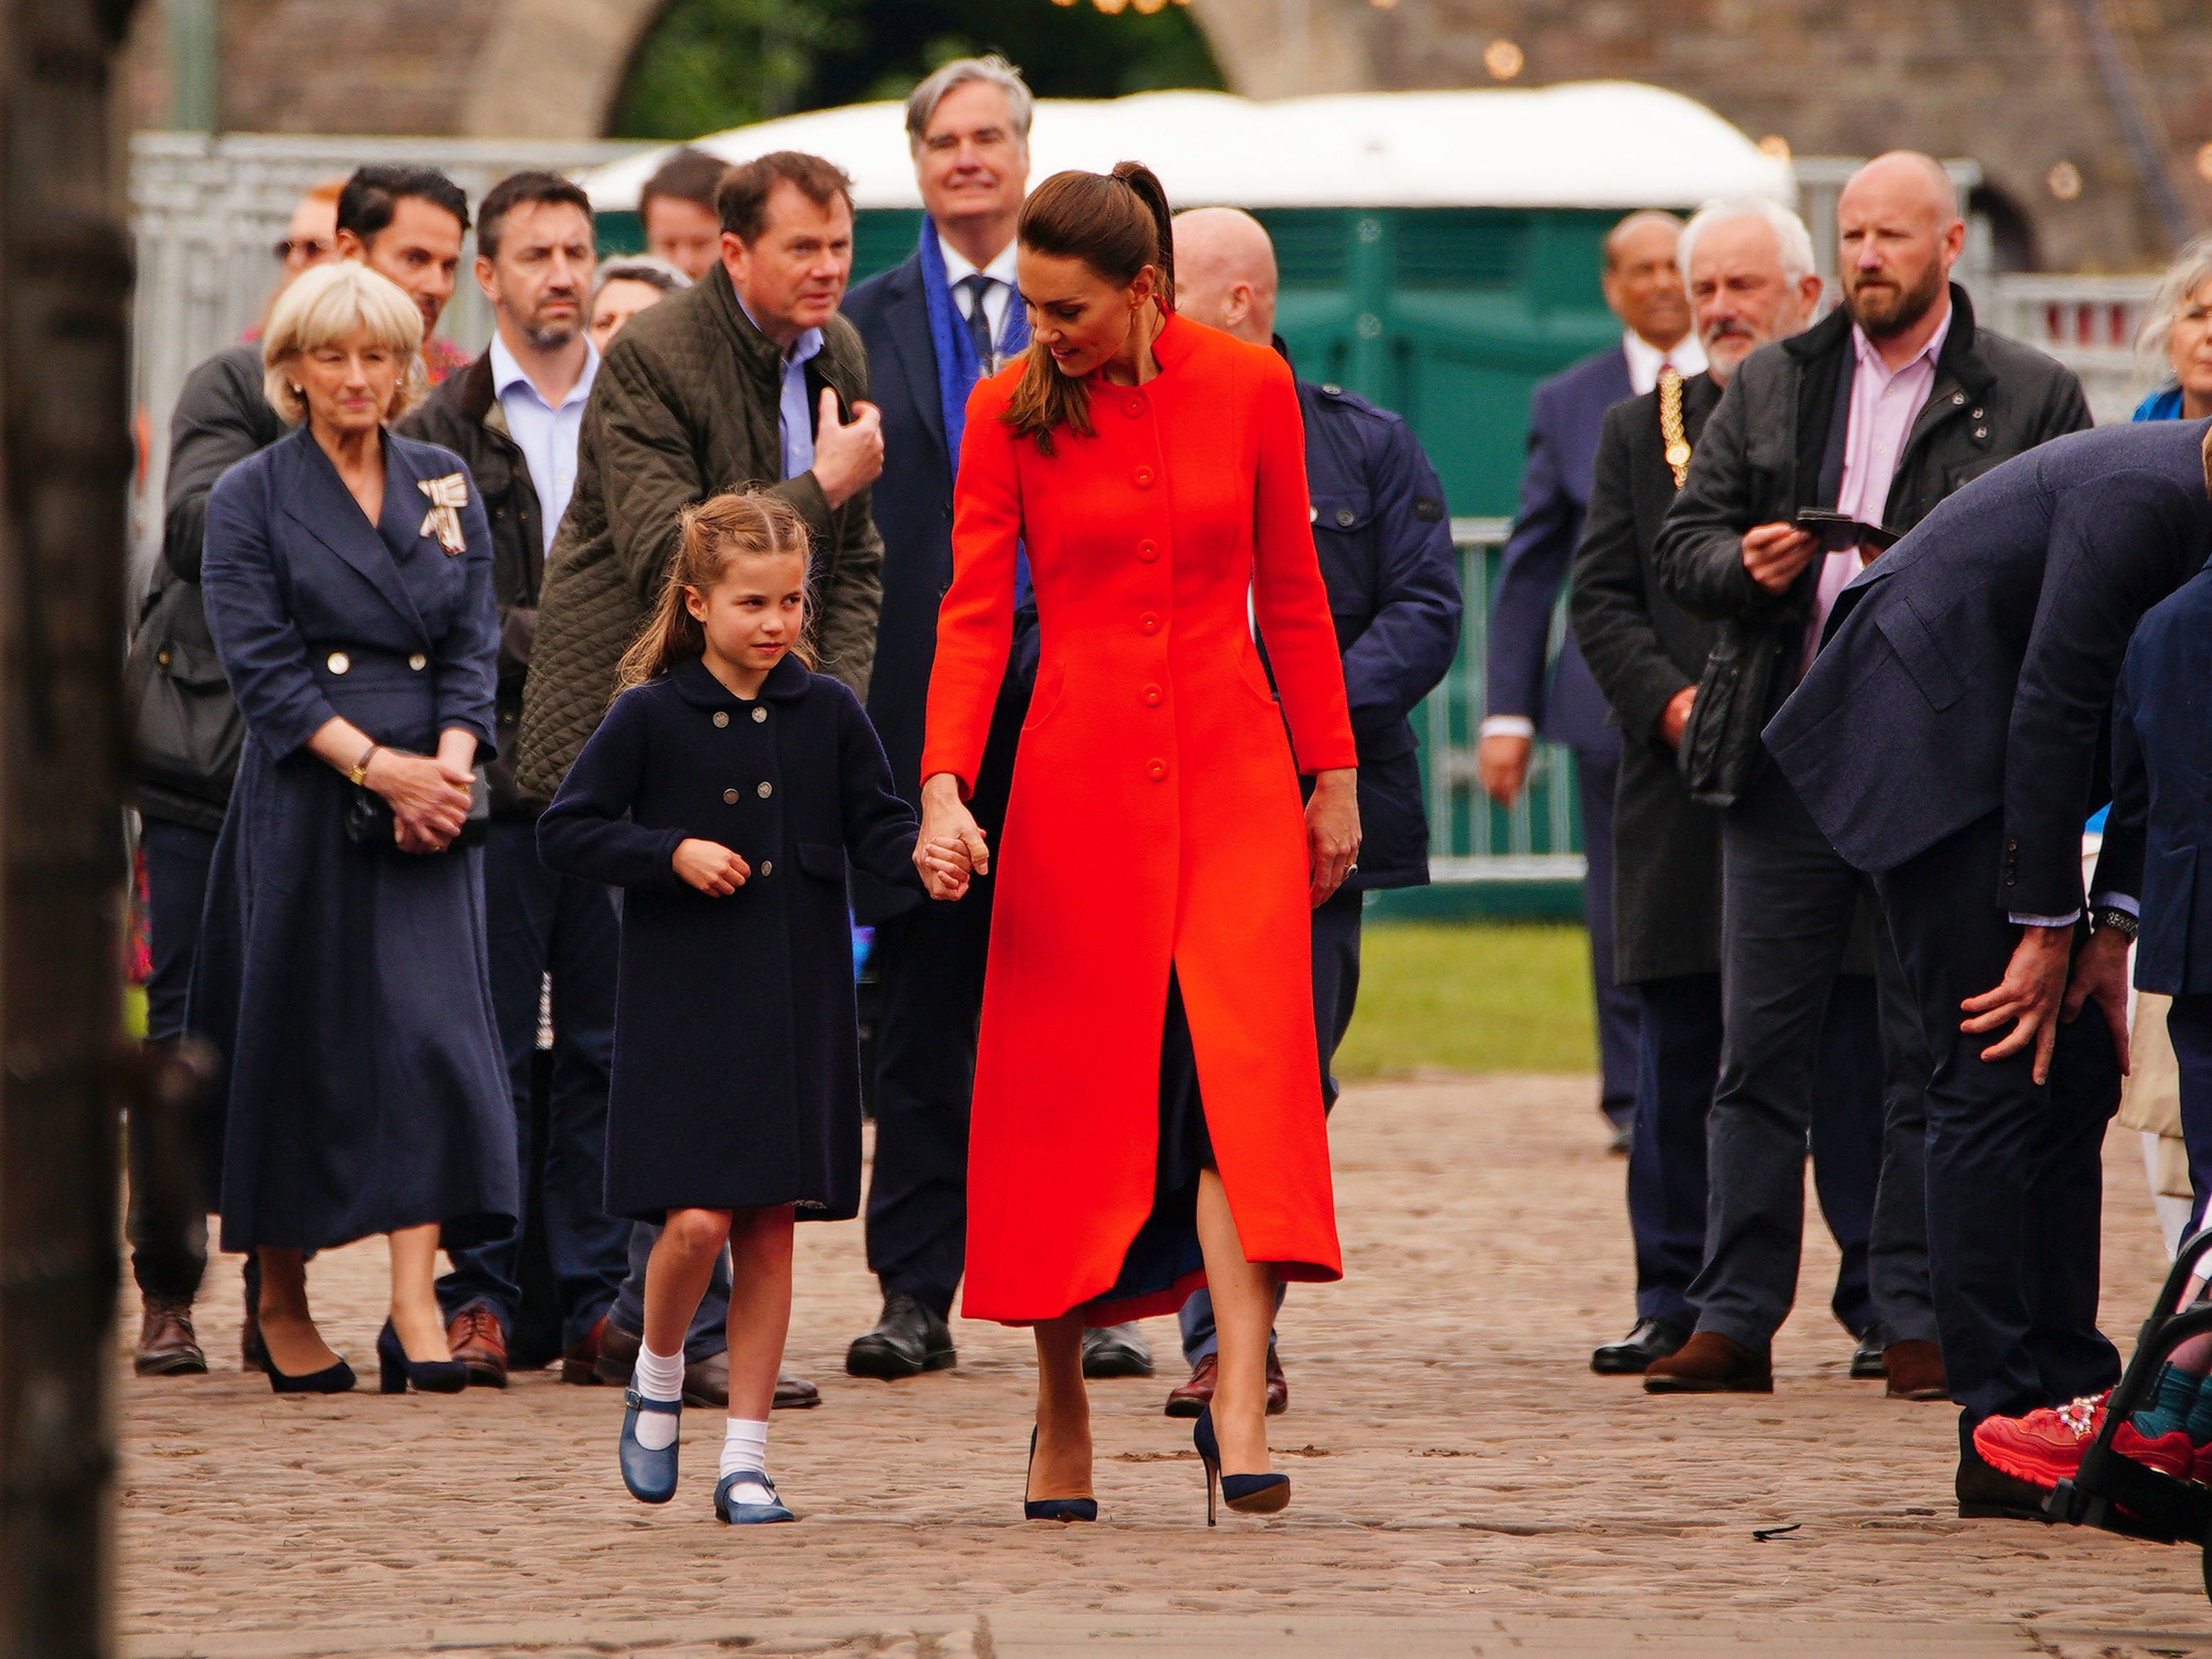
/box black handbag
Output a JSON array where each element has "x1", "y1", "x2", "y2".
[
  {"x1": 123, "y1": 575, "x2": 243, "y2": 809},
  {"x1": 344, "y1": 762, "x2": 491, "y2": 854},
  {"x1": 1676, "y1": 617, "x2": 1787, "y2": 809}
]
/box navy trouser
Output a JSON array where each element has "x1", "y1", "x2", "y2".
[
  {"x1": 863, "y1": 885, "x2": 995, "y2": 1320},
  {"x1": 1577, "y1": 745, "x2": 1642, "y2": 1129},
  {"x1": 611, "y1": 1220, "x2": 733, "y2": 1363},
  {"x1": 1629, "y1": 970, "x2": 1887, "y2": 1334},
  {"x1": 437, "y1": 817, "x2": 627, "y2": 1350},
  {"x1": 130, "y1": 816, "x2": 221, "y2": 1301},
  {"x1": 2169, "y1": 994, "x2": 2212, "y2": 1235},
  {"x1": 1179, "y1": 884, "x2": 1362, "y2": 1364},
  {"x1": 1876, "y1": 810, "x2": 2121, "y2": 1426}
]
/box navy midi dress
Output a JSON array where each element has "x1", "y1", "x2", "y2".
[
  {"x1": 536, "y1": 655, "x2": 921, "y2": 1222},
  {"x1": 191, "y1": 426, "x2": 518, "y2": 1254}
]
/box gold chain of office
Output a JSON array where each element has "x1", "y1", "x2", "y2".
[{"x1": 1659, "y1": 366, "x2": 1692, "y2": 488}]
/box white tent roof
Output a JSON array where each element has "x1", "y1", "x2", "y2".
[{"x1": 582, "y1": 82, "x2": 1793, "y2": 215}]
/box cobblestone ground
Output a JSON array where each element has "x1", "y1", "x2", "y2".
[{"x1": 118, "y1": 1075, "x2": 2212, "y2": 1658}]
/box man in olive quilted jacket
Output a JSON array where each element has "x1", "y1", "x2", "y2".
[{"x1": 517, "y1": 149, "x2": 884, "y2": 799}]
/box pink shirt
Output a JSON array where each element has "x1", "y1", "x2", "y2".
[{"x1": 1803, "y1": 306, "x2": 1954, "y2": 671}]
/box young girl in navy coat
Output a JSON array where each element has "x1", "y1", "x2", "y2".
[{"x1": 538, "y1": 491, "x2": 969, "y2": 1523}]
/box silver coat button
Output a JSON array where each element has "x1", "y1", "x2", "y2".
[
  {"x1": 753, "y1": 707, "x2": 767, "y2": 723},
  {"x1": 1952, "y1": 392, "x2": 1965, "y2": 405},
  {"x1": 761, "y1": 860, "x2": 772, "y2": 876},
  {"x1": 723, "y1": 788, "x2": 738, "y2": 804},
  {"x1": 408, "y1": 653, "x2": 427, "y2": 671},
  {"x1": 326, "y1": 651, "x2": 350, "y2": 674},
  {"x1": 757, "y1": 782, "x2": 772, "y2": 798},
  {"x1": 713, "y1": 711, "x2": 729, "y2": 727}
]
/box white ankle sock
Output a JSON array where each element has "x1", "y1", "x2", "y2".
[
  {"x1": 719, "y1": 1418, "x2": 772, "y2": 1504},
  {"x1": 631, "y1": 1343, "x2": 686, "y2": 1451}
]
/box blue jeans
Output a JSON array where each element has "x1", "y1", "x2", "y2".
[
  {"x1": 1179, "y1": 886, "x2": 1361, "y2": 1364},
  {"x1": 436, "y1": 818, "x2": 627, "y2": 1349}
]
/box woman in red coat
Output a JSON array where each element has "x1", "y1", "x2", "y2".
[{"x1": 919, "y1": 164, "x2": 1361, "y2": 1524}]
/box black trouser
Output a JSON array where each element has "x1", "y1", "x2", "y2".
[
  {"x1": 1876, "y1": 810, "x2": 2121, "y2": 1426},
  {"x1": 862, "y1": 884, "x2": 996, "y2": 1319},
  {"x1": 1689, "y1": 765, "x2": 1933, "y2": 1353},
  {"x1": 129, "y1": 816, "x2": 220, "y2": 1301},
  {"x1": 437, "y1": 818, "x2": 627, "y2": 1350},
  {"x1": 1575, "y1": 745, "x2": 1641, "y2": 1129}
]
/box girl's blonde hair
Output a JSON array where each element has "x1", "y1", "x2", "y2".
[
  {"x1": 613, "y1": 491, "x2": 815, "y2": 695},
  {"x1": 262, "y1": 261, "x2": 427, "y2": 424}
]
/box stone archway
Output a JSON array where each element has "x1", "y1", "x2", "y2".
[{"x1": 452, "y1": 0, "x2": 1350, "y2": 141}]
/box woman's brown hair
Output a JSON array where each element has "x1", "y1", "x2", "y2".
[
  {"x1": 1001, "y1": 161, "x2": 1175, "y2": 456},
  {"x1": 612, "y1": 491, "x2": 815, "y2": 695}
]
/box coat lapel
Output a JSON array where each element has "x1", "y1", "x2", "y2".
[
  {"x1": 280, "y1": 428, "x2": 430, "y2": 644},
  {"x1": 885, "y1": 260, "x2": 949, "y2": 481}
]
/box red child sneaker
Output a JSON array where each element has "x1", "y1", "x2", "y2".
[{"x1": 1974, "y1": 1392, "x2": 2194, "y2": 1490}]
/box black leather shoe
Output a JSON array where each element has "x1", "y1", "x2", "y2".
[
  {"x1": 846, "y1": 1292, "x2": 956, "y2": 1380},
  {"x1": 1081, "y1": 1322, "x2": 1154, "y2": 1379},
  {"x1": 1850, "y1": 1328, "x2": 1887, "y2": 1380},
  {"x1": 1591, "y1": 1317, "x2": 1688, "y2": 1375},
  {"x1": 1957, "y1": 1437, "x2": 2057, "y2": 1522}
]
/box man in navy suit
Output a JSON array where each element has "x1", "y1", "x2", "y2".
[
  {"x1": 1482, "y1": 212, "x2": 1703, "y2": 1149},
  {"x1": 839, "y1": 58, "x2": 1155, "y2": 1382},
  {"x1": 1769, "y1": 419, "x2": 2212, "y2": 1516}
]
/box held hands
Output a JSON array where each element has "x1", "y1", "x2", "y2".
[
  {"x1": 916, "y1": 773, "x2": 991, "y2": 903},
  {"x1": 1476, "y1": 732, "x2": 1533, "y2": 806},
  {"x1": 1741, "y1": 521, "x2": 1821, "y2": 595},
  {"x1": 918, "y1": 836, "x2": 976, "y2": 902},
  {"x1": 1962, "y1": 922, "x2": 2133, "y2": 1086},
  {"x1": 1307, "y1": 769, "x2": 1361, "y2": 908},
  {"x1": 368, "y1": 749, "x2": 473, "y2": 854},
  {"x1": 673, "y1": 837, "x2": 750, "y2": 896},
  {"x1": 1657, "y1": 686, "x2": 1696, "y2": 750},
  {"x1": 812, "y1": 389, "x2": 884, "y2": 509}
]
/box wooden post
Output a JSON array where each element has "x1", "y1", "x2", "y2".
[{"x1": 0, "y1": 4, "x2": 142, "y2": 1657}]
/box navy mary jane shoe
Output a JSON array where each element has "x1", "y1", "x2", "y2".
[
  {"x1": 620, "y1": 1388, "x2": 682, "y2": 1504},
  {"x1": 713, "y1": 1469, "x2": 796, "y2": 1524}
]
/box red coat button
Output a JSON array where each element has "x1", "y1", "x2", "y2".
[
  {"x1": 1147, "y1": 759, "x2": 1168, "y2": 781},
  {"x1": 1139, "y1": 612, "x2": 1161, "y2": 634},
  {"x1": 1142, "y1": 684, "x2": 1164, "y2": 707},
  {"x1": 1134, "y1": 466, "x2": 1155, "y2": 489},
  {"x1": 1124, "y1": 396, "x2": 1145, "y2": 417},
  {"x1": 1137, "y1": 539, "x2": 1159, "y2": 562}
]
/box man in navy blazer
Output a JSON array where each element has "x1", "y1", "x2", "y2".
[
  {"x1": 1769, "y1": 418, "x2": 2212, "y2": 1515},
  {"x1": 839, "y1": 58, "x2": 1152, "y2": 1382},
  {"x1": 1482, "y1": 212, "x2": 1704, "y2": 1146}
]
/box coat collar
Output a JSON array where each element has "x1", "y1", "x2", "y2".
[
  {"x1": 1781, "y1": 282, "x2": 1992, "y2": 398},
  {"x1": 277, "y1": 427, "x2": 433, "y2": 643},
  {"x1": 666, "y1": 651, "x2": 812, "y2": 708}
]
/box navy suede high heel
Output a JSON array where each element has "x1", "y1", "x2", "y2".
[
  {"x1": 1023, "y1": 1426, "x2": 1098, "y2": 1522},
  {"x1": 1193, "y1": 1405, "x2": 1290, "y2": 1525},
  {"x1": 620, "y1": 1389, "x2": 681, "y2": 1504},
  {"x1": 376, "y1": 1320, "x2": 468, "y2": 1394},
  {"x1": 264, "y1": 1353, "x2": 354, "y2": 1395}
]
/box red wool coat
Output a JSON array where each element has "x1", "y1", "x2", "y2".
[{"x1": 922, "y1": 314, "x2": 1358, "y2": 1324}]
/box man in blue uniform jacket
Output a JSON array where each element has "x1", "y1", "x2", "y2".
[
  {"x1": 1768, "y1": 419, "x2": 2212, "y2": 1517},
  {"x1": 1481, "y1": 212, "x2": 1706, "y2": 1148},
  {"x1": 839, "y1": 58, "x2": 1152, "y2": 1382},
  {"x1": 1163, "y1": 208, "x2": 1462, "y2": 1416}
]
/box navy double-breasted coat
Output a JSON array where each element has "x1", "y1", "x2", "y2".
[
  {"x1": 192, "y1": 425, "x2": 518, "y2": 1254},
  {"x1": 536, "y1": 655, "x2": 922, "y2": 1222}
]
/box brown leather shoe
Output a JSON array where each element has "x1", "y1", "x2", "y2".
[
  {"x1": 592, "y1": 1321, "x2": 818, "y2": 1407},
  {"x1": 134, "y1": 1295, "x2": 207, "y2": 1377},
  {"x1": 1883, "y1": 1338, "x2": 1950, "y2": 1402},
  {"x1": 593, "y1": 1318, "x2": 639, "y2": 1387},
  {"x1": 560, "y1": 1315, "x2": 610, "y2": 1385},
  {"x1": 1163, "y1": 1350, "x2": 1290, "y2": 1417},
  {"x1": 1642, "y1": 1330, "x2": 1772, "y2": 1394},
  {"x1": 444, "y1": 1304, "x2": 508, "y2": 1388}
]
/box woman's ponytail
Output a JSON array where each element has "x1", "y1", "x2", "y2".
[{"x1": 1110, "y1": 161, "x2": 1175, "y2": 311}]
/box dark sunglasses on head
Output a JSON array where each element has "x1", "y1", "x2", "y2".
[{"x1": 273, "y1": 237, "x2": 333, "y2": 263}]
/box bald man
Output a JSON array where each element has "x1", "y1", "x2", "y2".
[
  {"x1": 1644, "y1": 152, "x2": 2090, "y2": 1403},
  {"x1": 1165, "y1": 207, "x2": 1462, "y2": 1417},
  {"x1": 1485, "y1": 211, "x2": 1706, "y2": 1154}
]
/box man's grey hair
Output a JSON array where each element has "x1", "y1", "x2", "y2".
[
  {"x1": 2137, "y1": 230, "x2": 2212, "y2": 367},
  {"x1": 905, "y1": 55, "x2": 1033, "y2": 152},
  {"x1": 1677, "y1": 198, "x2": 1816, "y2": 287}
]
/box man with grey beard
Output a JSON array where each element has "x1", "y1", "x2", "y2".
[{"x1": 1641, "y1": 154, "x2": 2090, "y2": 1403}]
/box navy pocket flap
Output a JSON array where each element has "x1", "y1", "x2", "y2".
[{"x1": 1875, "y1": 596, "x2": 1966, "y2": 713}]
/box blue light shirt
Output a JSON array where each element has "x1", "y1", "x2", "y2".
[
  {"x1": 486, "y1": 331, "x2": 597, "y2": 558},
  {"x1": 735, "y1": 279, "x2": 825, "y2": 481}
]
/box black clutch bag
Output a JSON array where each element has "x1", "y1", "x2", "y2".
[{"x1": 344, "y1": 763, "x2": 490, "y2": 853}]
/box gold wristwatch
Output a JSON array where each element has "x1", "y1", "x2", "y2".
[{"x1": 349, "y1": 742, "x2": 380, "y2": 786}]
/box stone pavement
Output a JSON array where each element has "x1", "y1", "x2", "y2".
[{"x1": 117, "y1": 1074, "x2": 2212, "y2": 1658}]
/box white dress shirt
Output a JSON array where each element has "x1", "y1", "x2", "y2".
[
  {"x1": 939, "y1": 234, "x2": 1019, "y2": 354},
  {"x1": 487, "y1": 332, "x2": 597, "y2": 558}
]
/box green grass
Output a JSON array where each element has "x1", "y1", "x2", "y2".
[{"x1": 1336, "y1": 922, "x2": 1597, "y2": 1078}]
